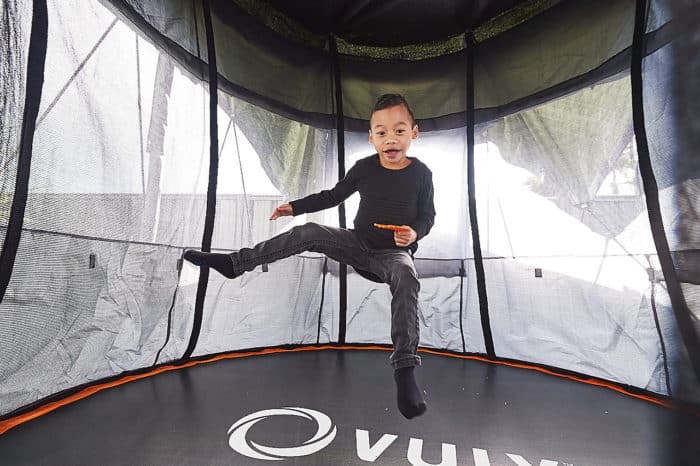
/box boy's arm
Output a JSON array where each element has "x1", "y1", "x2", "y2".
[
  {"x1": 409, "y1": 170, "x2": 435, "y2": 241},
  {"x1": 288, "y1": 164, "x2": 360, "y2": 216}
]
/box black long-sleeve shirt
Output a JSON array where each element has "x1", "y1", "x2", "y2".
[{"x1": 290, "y1": 154, "x2": 435, "y2": 253}]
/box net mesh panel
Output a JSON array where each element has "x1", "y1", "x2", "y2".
[
  {"x1": 339, "y1": 0, "x2": 636, "y2": 130},
  {"x1": 187, "y1": 255, "x2": 333, "y2": 356},
  {"x1": 1, "y1": 233, "x2": 183, "y2": 410},
  {"x1": 210, "y1": 1, "x2": 333, "y2": 120},
  {"x1": 191, "y1": 91, "x2": 339, "y2": 356},
  {"x1": 116, "y1": 0, "x2": 202, "y2": 59},
  {"x1": 0, "y1": 0, "x2": 31, "y2": 252},
  {"x1": 474, "y1": 0, "x2": 634, "y2": 112},
  {"x1": 217, "y1": 94, "x2": 336, "y2": 204},
  {"x1": 101, "y1": 0, "x2": 638, "y2": 131},
  {"x1": 479, "y1": 74, "x2": 674, "y2": 393},
  {"x1": 644, "y1": 0, "x2": 700, "y2": 402},
  {"x1": 23, "y1": 2, "x2": 210, "y2": 247},
  {"x1": 335, "y1": 259, "x2": 486, "y2": 354},
  {"x1": 0, "y1": 0, "x2": 210, "y2": 415}
]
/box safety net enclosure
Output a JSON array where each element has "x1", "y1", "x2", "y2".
[{"x1": 1, "y1": 0, "x2": 699, "y2": 464}]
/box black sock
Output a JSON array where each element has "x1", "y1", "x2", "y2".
[
  {"x1": 394, "y1": 366, "x2": 427, "y2": 419},
  {"x1": 183, "y1": 250, "x2": 238, "y2": 279}
]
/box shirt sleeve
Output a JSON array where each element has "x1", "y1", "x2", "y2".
[
  {"x1": 289, "y1": 162, "x2": 361, "y2": 215},
  {"x1": 410, "y1": 168, "x2": 435, "y2": 241}
]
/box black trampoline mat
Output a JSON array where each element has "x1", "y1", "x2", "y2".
[{"x1": 1, "y1": 349, "x2": 698, "y2": 465}]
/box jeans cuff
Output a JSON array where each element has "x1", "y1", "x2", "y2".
[{"x1": 391, "y1": 354, "x2": 421, "y2": 370}]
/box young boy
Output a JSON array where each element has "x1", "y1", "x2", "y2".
[{"x1": 185, "y1": 94, "x2": 435, "y2": 419}]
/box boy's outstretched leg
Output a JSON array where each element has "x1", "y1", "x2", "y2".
[
  {"x1": 183, "y1": 250, "x2": 237, "y2": 279},
  {"x1": 184, "y1": 223, "x2": 369, "y2": 280},
  {"x1": 394, "y1": 366, "x2": 426, "y2": 419}
]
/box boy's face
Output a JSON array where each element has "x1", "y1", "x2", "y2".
[{"x1": 369, "y1": 104, "x2": 418, "y2": 169}]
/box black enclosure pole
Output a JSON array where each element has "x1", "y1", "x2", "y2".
[
  {"x1": 465, "y1": 31, "x2": 495, "y2": 357},
  {"x1": 183, "y1": 0, "x2": 219, "y2": 359},
  {"x1": 631, "y1": 0, "x2": 700, "y2": 382},
  {"x1": 329, "y1": 34, "x2": 348, "y2": 345},
  {"x1": 0, "y1": 0, "x2": 48, "y2": 305}
]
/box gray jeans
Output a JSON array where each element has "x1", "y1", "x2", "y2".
[{"x1": 230, "y1": 222, "x2": 421, "y2": 369}]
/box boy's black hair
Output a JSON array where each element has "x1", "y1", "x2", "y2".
[{"x1": 371, "y1": 94, "x2": 416, "y2": 127}]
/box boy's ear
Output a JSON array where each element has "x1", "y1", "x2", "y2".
[
  {"x1": 412, "y1": 124, "x2": 419, "y2": 139},
  {"x1": 368, "y1": 129, "x2": 372, "y2": 144}
]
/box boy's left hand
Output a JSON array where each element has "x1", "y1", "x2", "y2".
[{"x1": 394, "y1": 226, "x2": 417, "y2": 247}]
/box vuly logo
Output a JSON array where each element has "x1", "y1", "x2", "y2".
[
  {"x1": 227, "y1": 407, "x2": 337, "y2": 460},
  {"x1": 227, "y1": 407, "x2": 568, "y2": 465}
]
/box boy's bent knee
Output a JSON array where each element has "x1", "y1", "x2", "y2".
[{"x1": 391, "y1": 264, "x2": 419, "y2": 289}]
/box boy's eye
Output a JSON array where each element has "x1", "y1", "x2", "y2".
[
  {"x1": 396, "y1": 129, "x2": 405, "y2": 134},
  {"x1": 376, "y1": 131, "x2": 386, "y2": 136}
]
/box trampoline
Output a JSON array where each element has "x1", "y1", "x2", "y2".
[
  {"x1": 1, "y1": 348, "x2": 699, "y2": 465},
  {"x1": 2, "y1": 0, "x2": 700, "y2": 465}
]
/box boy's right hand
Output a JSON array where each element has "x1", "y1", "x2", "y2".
[{"x1": 270, "y1": 203, "x2": 293, "y2": 220}]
